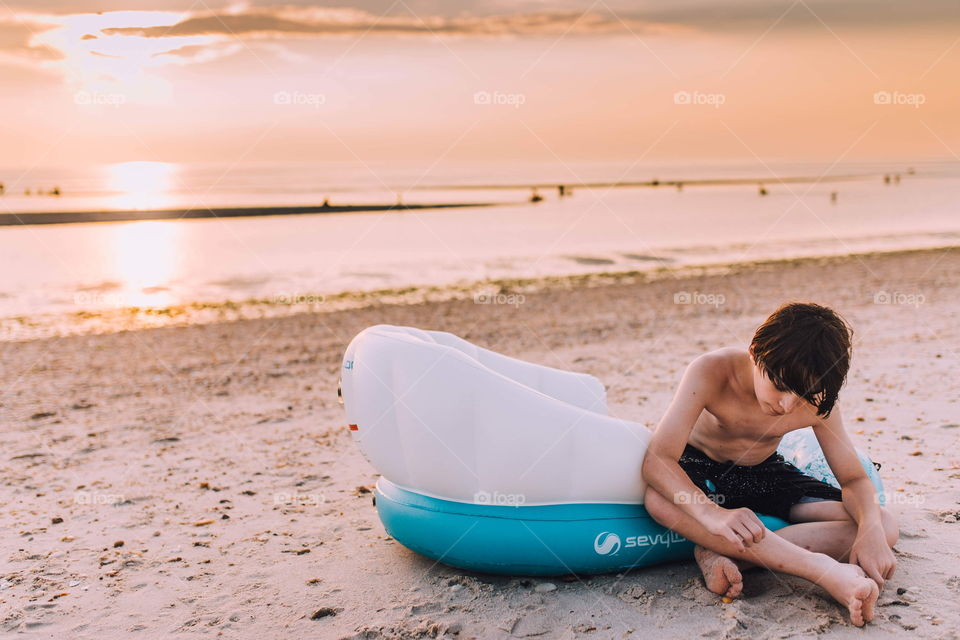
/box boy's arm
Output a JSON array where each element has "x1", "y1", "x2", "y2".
[
  {"x1": 813, "y1": 406, "x2": 896, "y2": 586},
  {"x1": 642, "y1": 357, "x2": 765, "y2": 551}
]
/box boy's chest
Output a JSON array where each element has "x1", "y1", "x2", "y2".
[{"x1": 703, "y1": 401, "x2": 812, "y2": 441}]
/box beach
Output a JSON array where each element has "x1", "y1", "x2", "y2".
[{"x1": 2, "y1": 247, "x2": 959, "y2": 639}]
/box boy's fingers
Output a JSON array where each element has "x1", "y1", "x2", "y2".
[
  {"x1": 726, "y1": 531, "x2": 745, "y2": 552},
  {"x1": 863, "y1": 563, "x2": 884, "y2": 587}
]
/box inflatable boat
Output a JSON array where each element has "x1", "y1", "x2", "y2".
[{"x1": 339, "y1": 325, "x2": 884, "y2": 576}]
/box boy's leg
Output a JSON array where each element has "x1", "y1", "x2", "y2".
[
  {"x1": 644, "y1": 487, "x2": 880, "y2": 626},
  {"x1": 691, "y1": 520, "x2": 867, "y2": 598},
  {"x1": 788, "y1": 500, "x2": 900, "y2": 559},
  {"x1": 696, "y1": 501, "x2": 898, "y2": 586},
  {"x1": 694, "y1": 504, "x2": 897, "y2": 606}
]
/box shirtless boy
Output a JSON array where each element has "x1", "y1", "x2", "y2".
[{"x1": 642, "y1": 302, "x2": 898, "y2": 627}]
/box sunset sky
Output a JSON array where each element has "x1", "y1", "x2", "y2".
[{"x1": 2, "y1": 0, "x2": 959, "y2": 168}]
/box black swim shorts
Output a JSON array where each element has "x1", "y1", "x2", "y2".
[{"x1": 677, "y1": 443, "x2": 843, "y2": 522}]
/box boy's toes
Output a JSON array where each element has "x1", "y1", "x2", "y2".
[
  {"x1": 848, "y1": 598, "x2": 864, "y2": 627},
  {"x1": 695, "y1": 546, "x2": 743, "y2": 598},
  {"x1": 860, "y1": 581, "x2": 879, "y2": 623},
  {"x1": 704, "y1": 569, "x2": 731, "y2": 596},
  {"x1": 722, "y1": 562, "x2": 743, "y2": 598},
  {"x1": 703, "y1": 573, "x2": 728, "y2": 596},
  {"x1": 847, "y1": 578, "x2": 878, "y2": 627}
]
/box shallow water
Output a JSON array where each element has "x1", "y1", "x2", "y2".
[{"x1": 1, "y1": 161, "x2": 957, "y2": 328}]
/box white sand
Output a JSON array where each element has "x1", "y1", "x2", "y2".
[{"x1": 2, "y1": 248, "x2": 958, "y2": 639}]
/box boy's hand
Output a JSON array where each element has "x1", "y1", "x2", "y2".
[
  {"x1": 850, "y1": 528, "x2": 896, "y2": 589},
  {"x1": 703, "y1": 507, "x2": 765, "y2": 552}
]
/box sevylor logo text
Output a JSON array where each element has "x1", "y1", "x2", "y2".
[{"x1": 593, "y1": 530, "x2": 686, "y2": 555}]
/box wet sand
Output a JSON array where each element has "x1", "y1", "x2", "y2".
[{"x1": 1, "y1": 247, "x2": 958, "y2": 638}]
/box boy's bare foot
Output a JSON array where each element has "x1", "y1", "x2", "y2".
[
  {"x1": 818, "y1": 561, "x2": 879, "y2": 627},
  {"x1": 694, "y1": 545, "x2": 743, "y2": 599}
]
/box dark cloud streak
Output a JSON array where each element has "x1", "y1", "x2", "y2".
[
  {"x1": 632, "y1": 0, "x2": 960, "y2": 30},
  {"x1": 7, "y1": 0, "x2": 959, "y2": 28},
  {"x1": 100, "y1": 8, "x2": 682, "y2": 39}
]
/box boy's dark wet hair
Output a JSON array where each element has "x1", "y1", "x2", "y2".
[{"x1": 750, "y1": 302, "x2": 852, "y2": 417}]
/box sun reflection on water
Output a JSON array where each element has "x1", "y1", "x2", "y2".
[
  {"x1": 108, "y1": 220, "x2": 180, "y2": 308},
  {"x1": 106, "y1": 161, "x2": 178, "y2": 211}
]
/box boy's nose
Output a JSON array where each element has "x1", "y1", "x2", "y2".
[{"x1": 780, "y1": 394, "x2": 799, "y2": 412}]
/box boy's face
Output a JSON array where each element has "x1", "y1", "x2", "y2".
[{"x1": 750, "y1": 358, "x2": 804, "y2": 416}]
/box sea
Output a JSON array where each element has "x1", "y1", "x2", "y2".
[{"x1": 1, "y1": 159, "x2": 957, "y2": 338}]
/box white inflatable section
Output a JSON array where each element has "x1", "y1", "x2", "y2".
[{"x1": 341, "y1": 325, "x2": 651, "y2": 506}]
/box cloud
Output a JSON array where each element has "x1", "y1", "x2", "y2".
[
  {"x1": 100, "y1": 7, "x2": 684, "y2": 40},
  {"x1": 0, "y1": 20, "x2": 64, "y2": 60},
  {"x1": 0, "y1": 0, "x2": 212, "y2": 13},
  {"x1": 152, "y1": 43, "x2": 213, "y2": 58},
  {"x1": 151, "y1": 41, "x2": 244, "y2": 63},
  {"x1": 635, "y1": 0, "x2": 960, "y2": 31}
]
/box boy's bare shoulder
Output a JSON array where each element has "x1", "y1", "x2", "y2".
[
  {"x1": 688, "y1": 347, "x2": 747, "y2": 377},
  {"x1": 683, "y1": 347, "x2": 746, "y2": 395}
]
